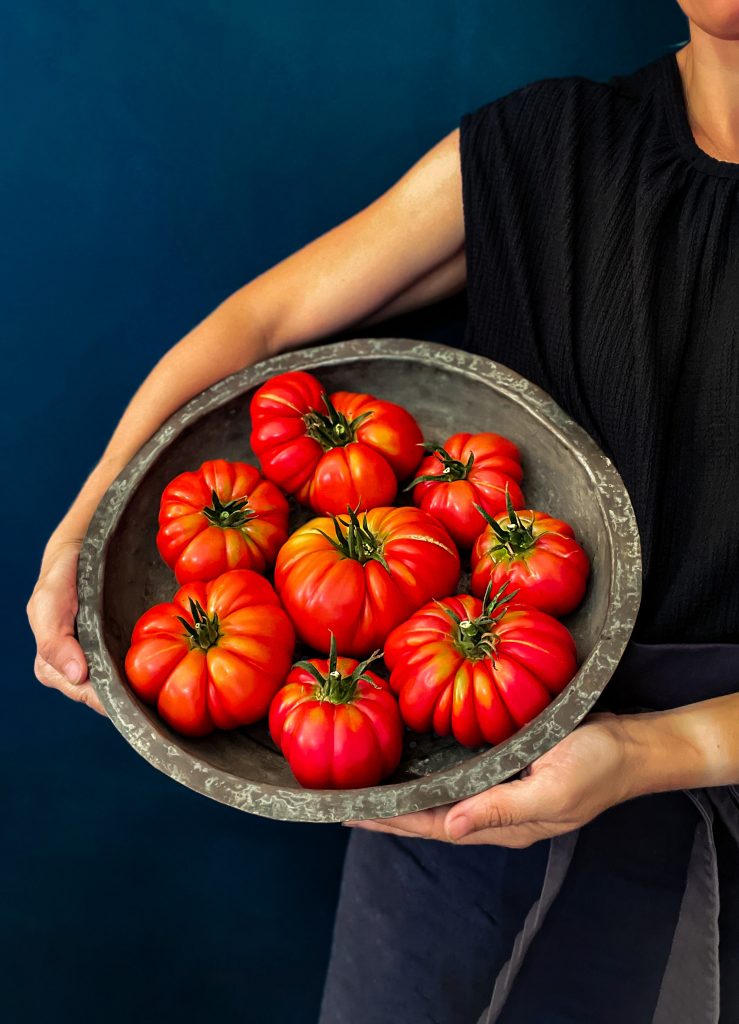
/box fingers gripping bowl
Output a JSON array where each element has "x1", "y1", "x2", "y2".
[{"x1": 76, "y1": 339, "x2": 642, "y2": 823}]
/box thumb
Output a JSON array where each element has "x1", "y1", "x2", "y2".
[
  {"x1": 28, "y1": 564, "x2": 88, "y2": 685},
  {"x1": 37, "y1": 629, "x2": 88, "y2": 685},
  {"x1": 51, "y1": 633, "x2": 89, "y2": 685},
  {"x1": 31, "y1": 593, "x2": 89, "y2": 684},
  {"x1": 444, "y1": 774, "x2": 550, "y2": 840}
]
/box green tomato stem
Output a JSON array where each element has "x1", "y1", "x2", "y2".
[
  {"x1": 202, "y1": 488, "x2": 257, "y2": 530},
  {"x1": 293, "y1": 632, "x2": 383, "y2": 705},
  {"x1": 406, "y1": 444, "x2": 475, "y2": 489},
  {"x1": 316, "y1": 506, "x2": 390, "y2": 570},
  {"x1": 302, "y1": 393, "x2": 373, "y2": 451},
  {"x1": 176, "y1": 597, "x2": 222, "y2": 650},
  {"x1": 441, "y1": 580, "x2": 519, "y2": 662}
]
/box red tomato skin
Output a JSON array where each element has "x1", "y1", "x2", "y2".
[
  {"x1": 269, "y1": 660, "x2": 404, "y2": 788},
  {"x1": 412, "y1": 432, "x2": 525, "y2": 547},
  {"x1": 470, "y1": 510, "x2": 590, "y2": 616},
  {"x1": 274, "y1": 507, "x2": 461, "y2": 657},
  {"x1": 156, "y1": 459, "x2": 289, "y2": 584},
  {"x1": 250, "y1": 372, "x2": 424, "y2": 513},
  {"x1": 124, "y1": 569, "x2": 295, "y2": 736},
  {"x1": 250, "y1": 371, "x2": 326, "y2": 500},
  {"x1": 384, "y1": 594, "x2": 577, "y2": 748},
  {"x1": 307, "y1": 443, "x2": 398, "y2": 514}
]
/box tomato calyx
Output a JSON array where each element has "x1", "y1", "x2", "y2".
[
  {"x1": 406, "y1": 443, "x2": 475, "y2": 488},
  {"x1": 476, "y1": 489, "x2": 544, "y2": 561},
  {"x1": 441, "y1": 581, "x2": 519, "y2": 662},
  {"x1": 176, "y1": 597, "x2": 223, "y2": 651},
  {"x1": 202, "y1": 488, "x2": 257, "y2": 530},
  {"x1": 294, "y1": 632, "x2": 383, "y2": 705},
  {"x1": 316, "y1": 506, "x2": 390, "y2": 570},
  {"x1": 303, "y1": 393, "x2": 373, "y2": 450}
]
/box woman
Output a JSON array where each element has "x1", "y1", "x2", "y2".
[{"x1": 27, "y1": 2, "x2": 739, "y2": 1021}]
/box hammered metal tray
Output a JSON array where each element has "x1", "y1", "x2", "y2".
[{"x1": 76, "y1": 338, "x2": 642, "y2": 822}]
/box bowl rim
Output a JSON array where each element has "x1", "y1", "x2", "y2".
[{"x1": 76, "y1": 337, "x2": 642, "y2": 822}]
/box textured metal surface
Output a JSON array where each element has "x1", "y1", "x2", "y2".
[{"x1": 76, "y1": 338, "x2": 642, "y2": 822}]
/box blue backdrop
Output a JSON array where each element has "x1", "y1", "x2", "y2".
[{"x1": 5, "y1": 3, "x2": 687, "y2": 1021}]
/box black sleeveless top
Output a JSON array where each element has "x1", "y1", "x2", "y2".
[{"x1": 459, "y1": 51, "x2": 739, "y2": 643}]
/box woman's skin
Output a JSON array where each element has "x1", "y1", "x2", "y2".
[
  {"x1": 675, "y1": 2, "x2": 739, "y2": 161},
  {"x1": 27, "y1": 3, "x2": 739, "y2": 846}
]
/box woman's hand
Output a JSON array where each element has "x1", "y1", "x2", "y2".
[
  {"x1": 27, "y1": 538, "x2": 106, "y2": 716},
  {"x1": 344, "y1": 714, "x2": 637, "y2": 847}
]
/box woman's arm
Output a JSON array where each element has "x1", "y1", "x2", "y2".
[
  {"x1": 354, "y1": 249, "x2": 466, "y2": 328},
  {"x1": 27, "y1": 126, "x2": 466, "y2": 709},
  {"x1": 345, "y1": 694, "x2": 739, "y2": 846},
  {"x1": 622, "y1": 692, "x2": 739, "y2": 795}
]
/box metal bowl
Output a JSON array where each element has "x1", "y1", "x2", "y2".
[{"x1": 76, "y1": 338, "x2": 641, "y2": 822}]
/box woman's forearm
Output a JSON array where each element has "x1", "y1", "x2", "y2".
[
  {"x1": 620, "y1": 692, "x2": 739, "y2": 797},
  {"x1": 48, "y1": 288, "x2": 272, "y2": 554}
]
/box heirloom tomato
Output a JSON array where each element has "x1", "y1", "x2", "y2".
[
  {"x1": 156, "y1": 459, "x2": 289, "y2": 583},
  {"x1": 471, "y1": 495, "x2": 590, "y2": 617},
  {"x1": 384, "y1": 582, "x2": 577, "y2": 748},
  {"x1": 409, "y1": 432, "x2": 525, "y2": 547},
  {"x1": 269, "y1": 635, "x2": 403, "y2": 789},
  {"x1": 274, "y1": 505, "x2": 461, "y2": 657},
  {"x1": 124, "y1": 569, "x2": 295, "y2": 736},
  {"x1": 249, "y1": 370, "x2": 424, "y2": 514}
]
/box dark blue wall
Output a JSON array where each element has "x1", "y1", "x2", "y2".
[{"x1": 5, "y1": 3, "x2": 687, "y2": 1021}]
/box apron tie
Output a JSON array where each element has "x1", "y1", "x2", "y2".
[
  {"x1": 653, "y1": 786, "x2": 739, "y2": 1024},
  {"x1": 477, "y1": 830, "x2": 579, "y2": 1023},
  {"x1": 478, "y1": 785, "x2": 739, "y2": 1024}
]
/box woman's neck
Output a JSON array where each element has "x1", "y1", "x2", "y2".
[{"x1": 676, "y1": 28, "x2": 739, "y2": 162}]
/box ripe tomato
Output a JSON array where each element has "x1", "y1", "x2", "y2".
[
  {"x1": 409, "y1": 432, "x2": 525, "y2": 547},
  {"x1": 269, "y1": 636, "x2": 404, "y2": 789},
  {"x1": 124, "y1": 569, "x2": 295, "y2": 736},
  {"x1": 274, "y1": 505, "x2": 461, "y2": 657},
  {"x1": 156, "y1": 459, "x2": 289, "y2": 583},
  {"x1": 384, "y1": 583, "x2": 577, "y2": 748},
  {"x1": 471, "y1": 498, "x2": 590, "y2": 617},
  {"x1": 250, "y1": 370, "x2": 424, "y2": 514}
]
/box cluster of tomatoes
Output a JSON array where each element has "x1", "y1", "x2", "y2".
[{"x1": 124, "y1": 369, "x2": 590, "y2": 790}]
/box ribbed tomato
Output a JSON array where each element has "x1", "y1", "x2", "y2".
[
  {"x1": 250, "y1": 370, "x2": 424, "y2": 514},
  {"x1": 471, "y1": 498, "x2": 590, "y2": 617},
  {"x1": 274, "y1": 505, "x2": 461, "y2": 657},
  {"x1": 384, "y1": 583, "x2": 577, "y2": 748},
  {"x1": 409, "y1": 432, "x2": 525, "y2": 547},
  {"x1": 156, "y1": 459, "x2": 289, "y2": 583},
  {"x1": 124, "y1": 569, "x2": 295, "y2": 736},
  {"x1": 269, "y1": 637, "x2": 403, "y2": 789}
]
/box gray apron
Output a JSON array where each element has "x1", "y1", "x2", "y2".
[{"x1": 479, "y1": 641, "x2": 739, "y2": 1024}]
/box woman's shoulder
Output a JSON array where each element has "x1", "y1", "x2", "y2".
[
  {"x1": 461, "y1": 74, "x2": 605, "y2": 122},
  {"x1": 460, "y1": 53, "x2": 669, "y2": 142}
]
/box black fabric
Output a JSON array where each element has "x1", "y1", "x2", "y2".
[
  {"x1": 459, "y1": 51, "x2": 739, "y2": 643},
  {"x1": 601, "y1": 639, "x2": 739, "y2": 711}
]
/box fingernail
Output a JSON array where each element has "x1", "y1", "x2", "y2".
[
  {"x1": 64, "y1": 660, "x2": 82, "y2": 684},
  {"x1": 342, "y1": 820, "x2": 358, "y2": 827},
  {"x1": 446, "y1": 815, "x2": 471, "y2": 840}
]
